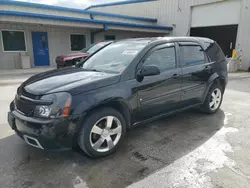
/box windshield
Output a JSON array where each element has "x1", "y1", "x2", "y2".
[
  {"x1": 80, "y1": 42, "x2": 110, "y2": 54},
  {"x1": 81, "y1": 41, "x2": 148, "y2": 73}
]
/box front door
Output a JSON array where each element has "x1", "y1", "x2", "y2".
[
  {"x1": 136, "y1": 43, "x2": 182, "y2": 121},
  {"x1": 32, "y1": 32, "x2": 50, "y2": 66}
]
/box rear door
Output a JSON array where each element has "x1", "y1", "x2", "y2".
[
  {"x1": 179, "y1": 42, "x2": 214, "y2": 106},
  {"x1": 136, "y1": 43, "x2": 182, "y2": 121}
]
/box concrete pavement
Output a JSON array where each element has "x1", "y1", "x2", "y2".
[
  {"x1": 228, "y1": 72, "x2": 250, "y2": 80},
  {"x1": 0, "y1": 67, "x2": 54, "y2": 86},
  {"x1": 0, "y1": 67, "x2": 54, "y2": 76},
  {"x1": 0, "y1": 71, "x2": 250, "y2": 188}
]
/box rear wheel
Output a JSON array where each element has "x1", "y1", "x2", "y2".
[
  {"x1": 78, "y1": 108, "x2": 126, "y2": 157},
  {"x1": 201, "y1": 83, "x2": 223, "y2": 114}
]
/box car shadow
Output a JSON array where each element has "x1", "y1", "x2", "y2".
[{"x1": 0, "y1": 110, "x2": 225, "y2": 188}]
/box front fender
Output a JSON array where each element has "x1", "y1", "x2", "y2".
[{"x1": 72, "y1": 88, "x2": 131, "y2": 115}]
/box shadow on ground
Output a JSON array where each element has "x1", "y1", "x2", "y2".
[{"x1": 0, "y1": 110, "x2": 225, "y2": 188}]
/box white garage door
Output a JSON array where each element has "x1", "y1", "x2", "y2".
[{"x1": 191, "y1": 0, "x2": 241, "y2": 28}]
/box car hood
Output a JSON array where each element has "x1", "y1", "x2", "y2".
[
  {"x1": 21, "y1": 67, "x2": 120, "y2": 95},
  {"x1": 57, "y1": 52, "x2": 89, "y2": 61}
]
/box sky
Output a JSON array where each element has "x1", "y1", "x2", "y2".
[{"x1": 15, "y1": 0, "x2": 121, "y2": 9}]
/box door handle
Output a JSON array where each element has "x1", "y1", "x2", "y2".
[{"x1": 171, "y1": 73, "x2": 179, "y2": 79}]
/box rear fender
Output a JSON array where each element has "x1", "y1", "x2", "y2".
[{"x1": 201, "y1": 73, "x2": 220, "y2": 102}]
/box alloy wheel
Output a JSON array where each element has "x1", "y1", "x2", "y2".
[
  {"x1": 209, "y1": 88, "x2": 222, "y2": 111},
  {"x1": 89, "y1": 116, "x2": 122, "y2": 152}
]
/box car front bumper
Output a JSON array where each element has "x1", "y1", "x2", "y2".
[{"x1": 8, "y1": 110, "x2": 79, "y2": 151}]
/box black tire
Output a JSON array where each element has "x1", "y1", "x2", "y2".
[
  {"x1": 78, "y1": 107, "x2": 126, "y2": 158},
  {"x1": 201, "y1": 82, "x2": 223, "y2": 114}
]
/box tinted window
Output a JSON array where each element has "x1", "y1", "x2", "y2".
[
  {"x1": 2, "y1": 30, "x2": 26, "y2": 51},
  {"x1": 70, "y1": 34, "x2": 86, "y2": 51},
  {"x1": 144, "y1": 47, "x2": 176, "y2": 72},
  {"x1": 203, "y1": 42, "x2": 226, "y2": 62},
  {"x1": 180, "y1": 45, "x2": 205, "y2": 66}
]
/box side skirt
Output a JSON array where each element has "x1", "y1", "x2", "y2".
[{"x1": 130, "y1": 103, "x2": 202, "y2": 128}]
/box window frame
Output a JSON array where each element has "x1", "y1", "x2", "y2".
[
  {"x1": 1, "y1": 29, "x2": 27, "y2": 52},
  {"x1": 178, "y1": 42, "x2": 209, "y2": 68},
  {"x1": 69, "y1": 33, "x2": 86, "y2": 52},
  {"x1": 136, "y1": 43, "x2": 178, "y2": 75}
]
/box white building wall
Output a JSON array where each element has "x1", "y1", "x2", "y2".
[
  {"x1": 90, "y1": 0, "x2": 250, "y2": 69},
  {"x1": 191, "y1": 0, "x2": 241, "y2": 27},
  {"x1": 0, "y1": 23, "x2": 91, "y2": 69},
  {"x1": 89, "y1": 1, "x2": 158, "y2": 18},
  {"x1": 0, "y1": 15, "x2": 168, "y2": 34},
  {"x1": 94, "y1": 30, "x2": 167, "y2": 42},
  {"x1": 0, "y1": 4, "x2": 156, "y2": 25},
  {"x1": 0, "y1": 4, "x2": 89, "y2": 19},
  {"x1": 236, "y1": 0, "x2": 250, "y2": 69},
  {"x1": 88, "y1": 0, "x2": 226, "y2": 35},
  {"x1": 173, "y1": 0, "x2": 235, "y2": 36},
  {"x1": 0, "y1": 16, "x2": 103, "y2": 30}
]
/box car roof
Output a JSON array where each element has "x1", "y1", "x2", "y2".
[{"x1": 116, "y1": 37, "x2": 215, "y2": 44}]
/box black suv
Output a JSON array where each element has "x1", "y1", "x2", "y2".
[{"x1": 8, "y1": 37, "x2": 228, "y2": 157}]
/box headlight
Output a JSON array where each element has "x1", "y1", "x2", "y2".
[
  {"x1": 34, "y1": 92, "x2": 72, "y2": 118},
  {"x1": 36, "y1": 106, "x2": 51, "y2": 117}
]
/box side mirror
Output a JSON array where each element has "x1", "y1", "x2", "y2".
[{"x1": 137, "y1": 65, "x2": 160, "y2": 77}]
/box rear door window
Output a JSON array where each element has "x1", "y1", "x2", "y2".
[{"x1": 179, "y1": 43, "x2": 206, "y2": 67}]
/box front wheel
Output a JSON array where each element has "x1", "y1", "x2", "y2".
[
  {"x1": 78, "y1": 108, "x2": 126, "y2": 158},
  {"x1": 201, "y1": 83, "x2": 223, "y2": 114}
]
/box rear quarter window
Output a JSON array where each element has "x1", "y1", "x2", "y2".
[{"x1": 203, "y1": 42, "x2": 226, "y2": 62}]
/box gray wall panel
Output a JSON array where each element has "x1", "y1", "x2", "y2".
[{"x1": 0, "y1": 23, "x2": 90, "y2": 69}]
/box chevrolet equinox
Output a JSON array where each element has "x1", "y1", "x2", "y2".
[{"x1": 8, "y1": 37, "x2": 228, "y2": 157}]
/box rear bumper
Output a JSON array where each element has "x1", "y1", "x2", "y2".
[{"x1": 8, "y1": 110, "x2": 78, "y2": 151}]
